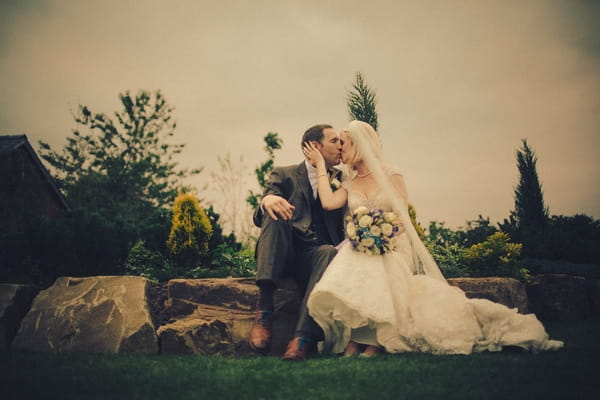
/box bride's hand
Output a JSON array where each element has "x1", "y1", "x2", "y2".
[{"x1": 302, "y1": 141, "x2": 325, "y2": 167}]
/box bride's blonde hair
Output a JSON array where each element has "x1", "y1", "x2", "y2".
[{"x1": 343, "y1": 120, "x2": 383, "y2": 166}]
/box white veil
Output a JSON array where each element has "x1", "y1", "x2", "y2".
[{"x1": 344, "y1": 120, "x2": 446, "y2": 282}]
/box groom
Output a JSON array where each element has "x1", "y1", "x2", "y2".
[{"x1": 248, "y1": 124, "x2": 345, "y2": 361}]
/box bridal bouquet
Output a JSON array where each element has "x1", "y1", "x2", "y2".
[{"x1": 345, "y1": 206, "x2": 404, "y2": 255}]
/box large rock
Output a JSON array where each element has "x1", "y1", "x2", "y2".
[
  {"x1": 447, "y1": 277, "x2": 529, "y2": 313},
  {"x1": 12, "y1": 276, "x2": 158, "y2": 353},
  {"x1": 165, "y1": 278, "x2": 301, "y2": 314},
  {"x1": 157, "y1": 278, "x2": 301, "y2": 355},
  {"x1": 0, "y1": 284, "x2": 39, "y2": 349},
  {"x1": 587, "y1": 279, "x2": 600, "y2": 316},
  {"x1": 526, "y1": 274, "x2": 591, "y2": 321}
]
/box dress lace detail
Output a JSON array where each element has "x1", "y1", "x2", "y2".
[{"x1": 308, "y1": 173, "x2": 563, "y2": 355}]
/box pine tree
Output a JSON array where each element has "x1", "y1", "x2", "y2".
[
  {"x1": 514, "y1": 139, "x2": 549, "y2": 228},
  {"x1": 501, "y1": 139, "x2": 549, "y2": 257},
  {"x1": 346, "y1": 72, "x2": 379, "y2": 131}
]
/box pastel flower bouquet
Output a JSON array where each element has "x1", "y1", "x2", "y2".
[{"x1": 345, "y1": 206, "x2": 404, "y2": 255}]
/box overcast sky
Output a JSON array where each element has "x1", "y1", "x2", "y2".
[{"x1": 1, "y1": 0, "x2": 598, "y2": 233}]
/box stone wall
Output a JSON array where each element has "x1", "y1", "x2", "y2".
[{"x1": 1, "y1": 274, "x2": 597, "y2": 356}]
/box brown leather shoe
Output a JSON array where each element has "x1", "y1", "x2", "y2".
[
  {"x1": 248, "y1": 310, "x2": 273, "y2": 355},
  {"x1": 281, "y1": 337, "x2": 317, "y2": 361}
]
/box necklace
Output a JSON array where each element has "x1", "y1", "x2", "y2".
[{"x1": 356, "y1": 171, "x2": 371, "y2": 178}]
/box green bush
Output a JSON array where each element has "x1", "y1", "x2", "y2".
[
  {"x1": 427, "y1": 241, "x2": 469, "y2": 278},
  {"x1": 205, "y1": 244, "x2": 256, "y2": 277},
  {"x1": 124, "y1": 240, "x2": 255, "y2": 281},
  {"x1": 463, "y1": 232, "x2": 530, "y2": 281},
  {"x1": 124, "y1": 240, "x2": 173, "y2": 282}
]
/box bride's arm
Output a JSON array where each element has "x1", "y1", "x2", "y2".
[{"x1": 303, "y1": 142, "x2": 348, "y2": 210}]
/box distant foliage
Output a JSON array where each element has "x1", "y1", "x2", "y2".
[
  {"x1": 167, "y1": 193, "x2": 213, "y2": 268},
  {"x1": 456, "y1": 216, "x2": 498, "y2": 248},
  {"x1": 542, "y1": 214, "x2": 600, "y2": 264},
  {"x1": 246, "y1": 132, "x2": 283, "y2": 210}
]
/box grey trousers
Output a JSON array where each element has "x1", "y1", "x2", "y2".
[{"x1": 255, "y1": 213, "x2": 337, "y2": 341}]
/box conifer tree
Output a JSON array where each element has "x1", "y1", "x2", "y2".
[
  {"x1": 167, "y1": 193, "x2": 213, "y2": 268},
  {"x1": 501, "y1": 139, "x2": 549, "y2": 257},
  {"x1": 347, "y1": 72, "x2": 379, "y2": 131},
  {"x1": 513, "y1": 139, "x2": 549, "y2": 228}
]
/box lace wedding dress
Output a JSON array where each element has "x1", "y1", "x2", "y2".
[{"x1": 307, "y1": 177, "x2": 564, "y2": 355}]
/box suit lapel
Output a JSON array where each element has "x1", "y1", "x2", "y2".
[{"x1": 295, "y1": 162, "x2": 312, "y2": 207}]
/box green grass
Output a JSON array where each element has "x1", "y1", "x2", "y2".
[{"x1": 2, "y1": 319, "x2": 598, "y2": 400}]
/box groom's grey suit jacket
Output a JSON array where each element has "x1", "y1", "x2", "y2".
[{"x1": 253, "y1": 162, "x2": 345, "y2": 246}]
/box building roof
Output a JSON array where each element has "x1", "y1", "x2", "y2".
[
  {"x1": 0, "y1": 134, "x2": 28, "y2": 153},
  {"x1": 0, "y1": 134, "x2": 70, "y2": 211}
]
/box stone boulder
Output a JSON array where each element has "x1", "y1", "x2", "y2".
[
  {"x1": 156, "y1": 278, "x2": 301, "y2": 356},
  {"x1": 0, "y1": 284, "x2": 39, "y2": 349},
  {"x1": 12, "y1": 276, "x2": 158, "y2": 353},
  {"x1": 447, "y1": 277, "x2": 529, "y2": 313},
  {"x1": 587, "y1": 279, "x2": 600, "y2": 316},
  {"x1": 526, "y1": 274, "x2": 591, "y2": 321}
]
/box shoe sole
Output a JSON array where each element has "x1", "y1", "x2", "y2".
[{"x1": 248, "y1": 336, "x2": 271, "y2": 355}]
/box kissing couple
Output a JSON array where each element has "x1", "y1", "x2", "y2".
[{"x1": 248, "y1": 122, "x2": 563, "y2": 361}]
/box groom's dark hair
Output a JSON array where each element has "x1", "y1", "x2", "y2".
[{"x1": 301, "y1": 124, "x2": 333, "y2": 148}]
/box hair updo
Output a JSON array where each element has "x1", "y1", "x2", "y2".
[{"x1": 343, "y1": 120, "x2": 382, "y2": 165}]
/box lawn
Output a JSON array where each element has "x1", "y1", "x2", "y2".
[{"x1": 1, "y1": 319, "x2": 598, "y2": 400}]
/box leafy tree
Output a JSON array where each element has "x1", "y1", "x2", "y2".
[
  {"x1": 31, "y1": 90, "x2": 201, "y2": 276},
  {"x1": 167, "y1": 193, "x2": 213, "y2": 268},
  {"x1": 39, "y1": 90, "x2": 201, "y2": 214},
  {"x1": 347, "y1": 72, "x2": 379, "y2": 131},
  {"x1": 246, "y1": 132, "x2": 283, "y2": 209}
]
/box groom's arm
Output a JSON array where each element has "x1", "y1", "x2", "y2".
[{"x1": 253, "y1": 168, "x2": 296, "y2": 225}]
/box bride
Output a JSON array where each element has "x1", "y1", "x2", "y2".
[{"x1": 303, "y1": 120, "x2": 563, "y2": 357}]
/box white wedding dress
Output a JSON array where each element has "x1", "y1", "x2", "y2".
[{"x1": 307, "y1": 178, "x2": 564, "y2": 355}]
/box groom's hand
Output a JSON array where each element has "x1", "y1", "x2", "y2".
[{"x1": 262, "y1": 195, "x2": 295, "y2": 221}]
